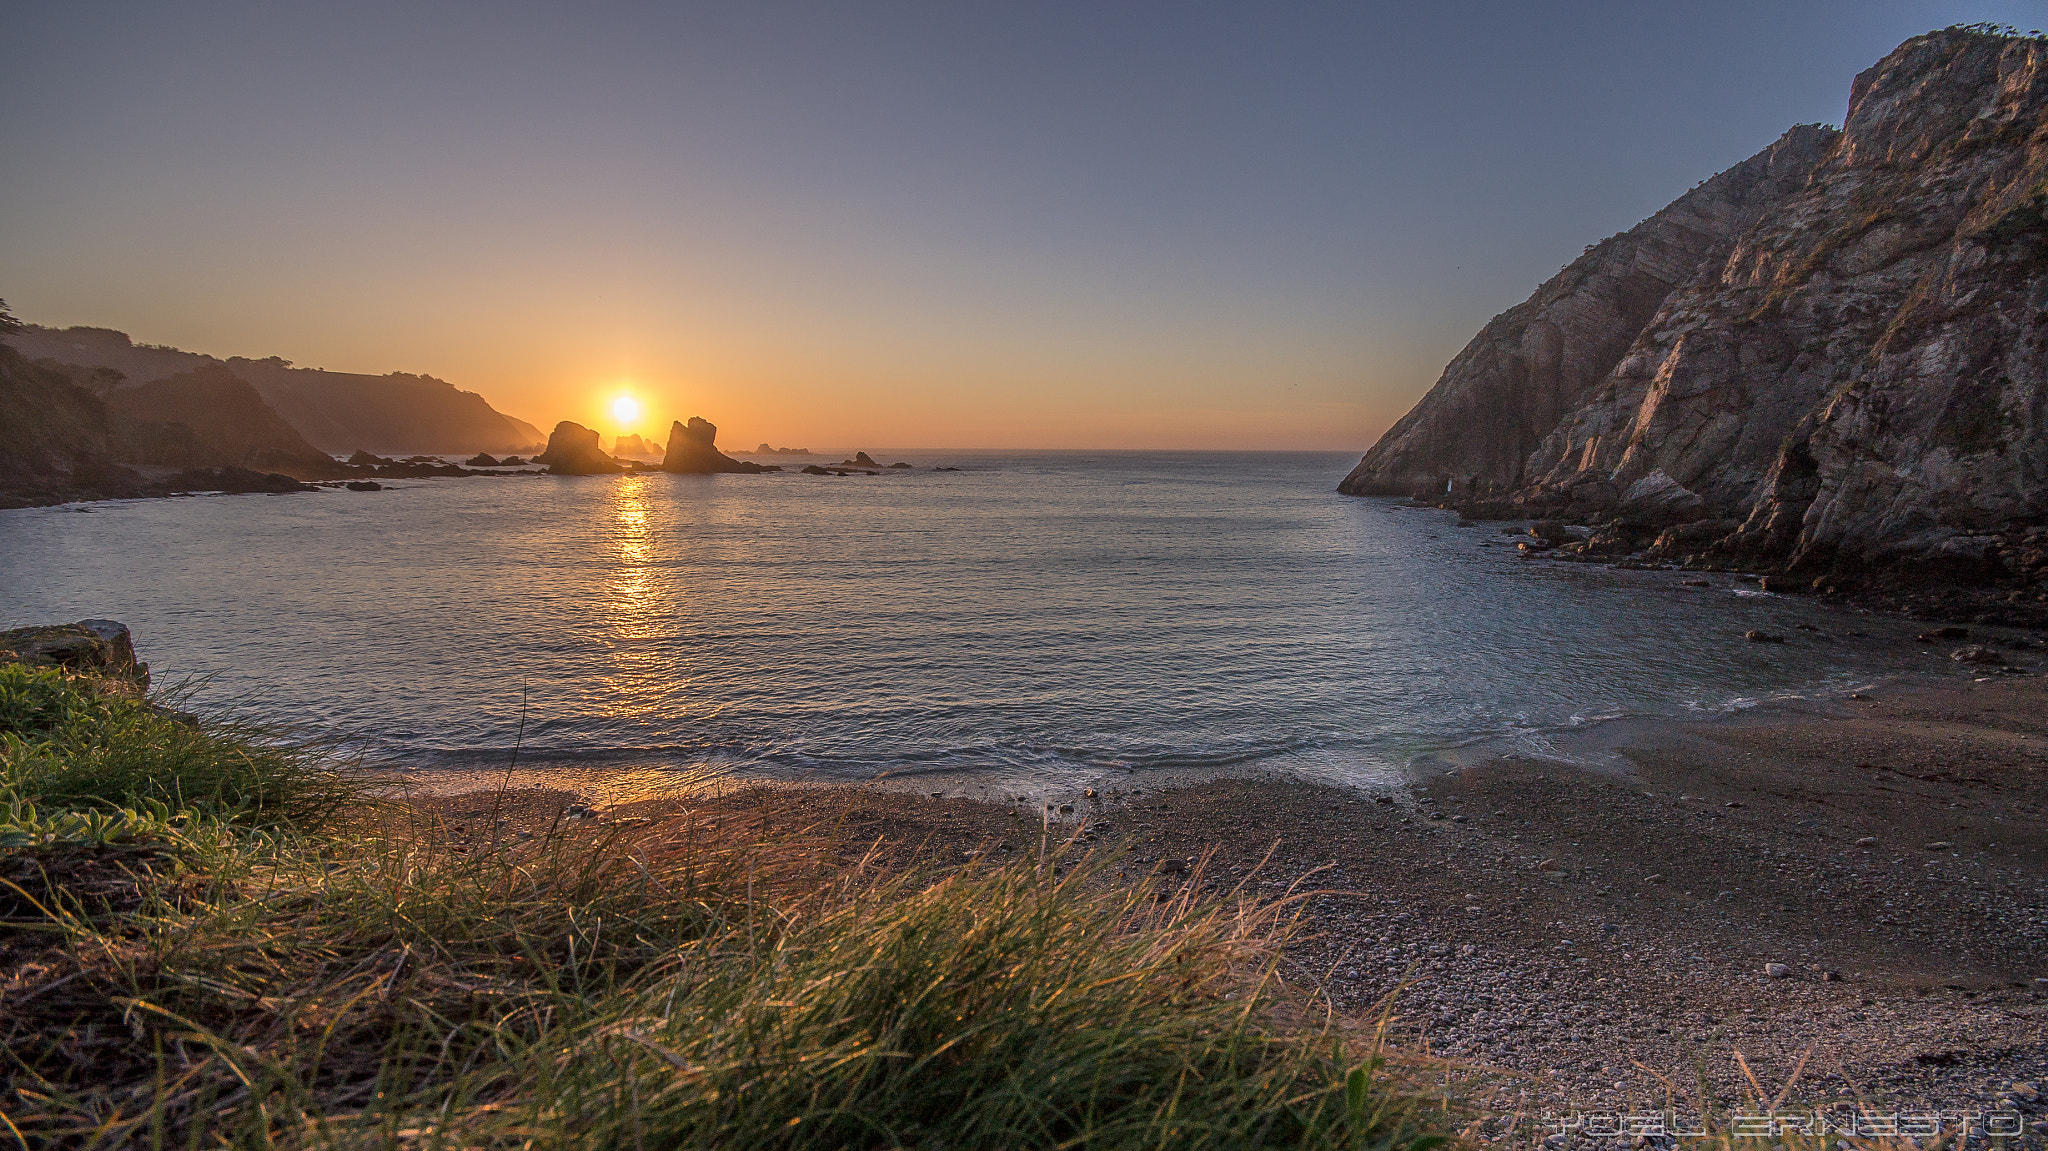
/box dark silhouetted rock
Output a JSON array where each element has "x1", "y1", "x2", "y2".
[
  {"x1": 660, "y1": 417, "x2": 769, "y2": 474},
  {"x1": 1745, "y1": 630, "x2": 1787, "y2": 644},
  {"x1": 536, "y1": 422, "x2": 623, "y2": 475},
  {"x1": 348, "y1": 449, "x2": 392, "y2": 466},
  {"x1": 0, "y1": 344, "x2": 151, "y2": 508},
  {"x1": 464, "y1": 453, "x2": 500, "y2": 467},
  {"x1": 4, "y1": 325, "x2": 545, "y2": 456},
  {"x1": 840, "y1": 452, "x2": 880, "y2": 468},
  {"x1": 102, "y1": 364, "x2": 345, "y2": 478},
  {"x1": 611, "y1": 433, "x2": 661, "y2": 459},
  {"x1": 888, "y1": 461, "x2": 912, "y2": 469},
  {"x1": 345, "y1": 480, "x2": 382, "y2": 491},
  {"x1": 166, "y1": 466, "x2": 318, "y2": 493},
  {"x1": 801, "y1": 465, "x2": 834, "y2": 475}
]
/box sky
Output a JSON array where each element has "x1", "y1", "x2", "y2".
[{"x1": 3, "y1": 2, "x2": 2040, "y2": 451}]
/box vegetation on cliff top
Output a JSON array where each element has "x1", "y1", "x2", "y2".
[{"x1": 0, "y1": 664, "x2": 1449, "y2": 1149}]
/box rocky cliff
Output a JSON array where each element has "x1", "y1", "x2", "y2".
[
  {"x1": 3, "y1": 326, "x2": 543, "y2": 455},
  {"x1": 104, "y1": 365, "x2": 344, "y2": 477},
  {"x1": 0, "y1": 345, "x2": 148, "y2": 507},
  {"x1": 1342, "y1": 27, "x2": 2048, "y2": 597}
]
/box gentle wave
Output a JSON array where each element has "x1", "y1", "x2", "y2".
[{"x1": 0, "y1": 451, "x2": 1978, "y2": 799}]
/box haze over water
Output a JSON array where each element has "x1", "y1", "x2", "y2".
[{"x1": 0, "y1": 453, "x2": 1970, "y2": 799}]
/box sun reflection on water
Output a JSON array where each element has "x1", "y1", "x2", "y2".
[{"x1": 603, "y1": 476, "x2": 682, "y2": 724}]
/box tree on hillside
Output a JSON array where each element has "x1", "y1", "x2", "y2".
[{"x1": 0, "y1": 299, "x2": 20, "y2": 335}]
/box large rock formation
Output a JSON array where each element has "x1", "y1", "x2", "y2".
[
  {"x1": 660, "y1": 417, "x2": 770, "y2": 474},
  {"x1": 1343, "y1": 125, "x2": 1837, "y2": 498},
  {"x1": 1341, "y1": 27, "x2": 2048, "y2": 595},
  {"x1": 536, "y1": 422, "x2": 623, "y2": 474},
  {"x1": 3, "y1": 326, "x2": 543, "y2": 455}
]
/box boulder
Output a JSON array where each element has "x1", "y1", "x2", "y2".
[
  {"x1": 0, "y1": 619, "x2": 149, "y2": 688},
  {"x1": 1615, "y1": 470, "x2": 1707, "y2": 527},
  {"x1": 840, "y1": 452, "x2": 880, "y2": 468},
  {"x1": 347, "y1": 449, "x2": 392, "y2": 466},
  {"x1": 535, "y1": 422, "x2": 622, "y2": 475},
  {"x1": 1951, "y1": 645, "x2": 2002, "y2": 665},
  {"x1": 1648, "y1": 518, "x2": 1743, "y2": 558},
  {"x1": 345, "y1": 480, "x2": 382, "y2": 491},
  {"x1": 660, "y1": 417, "x2": 768, "y2": 474},
  {"x1": 464, "y1": 453, "x2": 500, "y2": 467}
]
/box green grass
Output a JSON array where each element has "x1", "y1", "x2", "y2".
[
  {"x1": 0, "y1": 667, "x2": 1455, "y2": 1150},
  {"x1": 1, "y1": 664, "x2": 356, "y2": 829}
]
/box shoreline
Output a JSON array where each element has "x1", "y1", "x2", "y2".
[{"x1": 452, "y1": 672, "x2": 2048, "y2": 1125}]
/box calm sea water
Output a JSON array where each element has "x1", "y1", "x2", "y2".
[{"x1": 0, "y1": 451, "x2": 1975, "y2": 800}]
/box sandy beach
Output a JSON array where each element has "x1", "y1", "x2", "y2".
[{"x1": 448, "y1": 673, "x2": 2048, "y2": 1136}]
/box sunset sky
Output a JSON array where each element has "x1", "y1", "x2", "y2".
[{"x1": 4, "y1": 1, "x2": 2036, "y2": 450}]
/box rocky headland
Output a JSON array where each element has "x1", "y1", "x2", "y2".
[
  {"x1": 5, "y1": 324, "x2": 542, "y2": 456},
  {"x1": 1341, "y1": 28, "x2": 2048, "y2": 625}
]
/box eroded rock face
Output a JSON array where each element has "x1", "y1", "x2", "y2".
[
  {"x1": 1340, "y1": 28, "x2": 2048, "y2": 592},
  {"x1": 660, "y1": 417, "x2": 768, "y2": 474},
  {"x1": 1340, "y1": 125, "x2": 1836, "y2": 498},
  {"x1": 536, "y1": 421, "x2": 622, "y2": 475}
]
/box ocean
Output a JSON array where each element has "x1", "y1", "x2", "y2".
[{"x1": 0, "y1": 450, "x2": 1979, "y2": 801}]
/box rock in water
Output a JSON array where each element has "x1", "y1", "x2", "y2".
[
  {"x1": 165, "y1": 466, "x2": 318, "y2": 493},
  {"x1": 535, "y1": 422, "x2": 622, "y2": 475},
  {"x1": 1339, "y1": 28, "x2": 2048, "y2": 590},
  {"x1": 660, "y1": 417, "x2": 769, "y2": 474},
  {"x1": 610, "y1": 433, "x2": 660, "y2": 459}
]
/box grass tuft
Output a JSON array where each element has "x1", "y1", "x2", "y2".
[{"x1": 0, "y1": 669, "x2": 1452, "y2": 1149}]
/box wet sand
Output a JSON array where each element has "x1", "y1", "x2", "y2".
[{"x1": 437, "y1": 674, "x2": 2048, "y2": 1134}]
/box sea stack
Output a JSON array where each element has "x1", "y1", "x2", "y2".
[
  {"x1": 660, "y1": 417, "x2": 769, "y2": 474},
  {"x1": 536, "y1": 421, "x2": 622, "y2": 474},
  {"x1": 611, "y1": 433, "x2": 660, "y2": 459},
  {"x1": 1340, "y1": 27, "x2": 2048, "y2": 592}
]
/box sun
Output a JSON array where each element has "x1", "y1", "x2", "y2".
[{"x1": 610, "y1": 396, "x2": 641, "y2": 425}]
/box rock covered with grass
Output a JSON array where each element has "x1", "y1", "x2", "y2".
[{"x1": 0, "y1": 619, "x2": 148, "y2": 689}]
